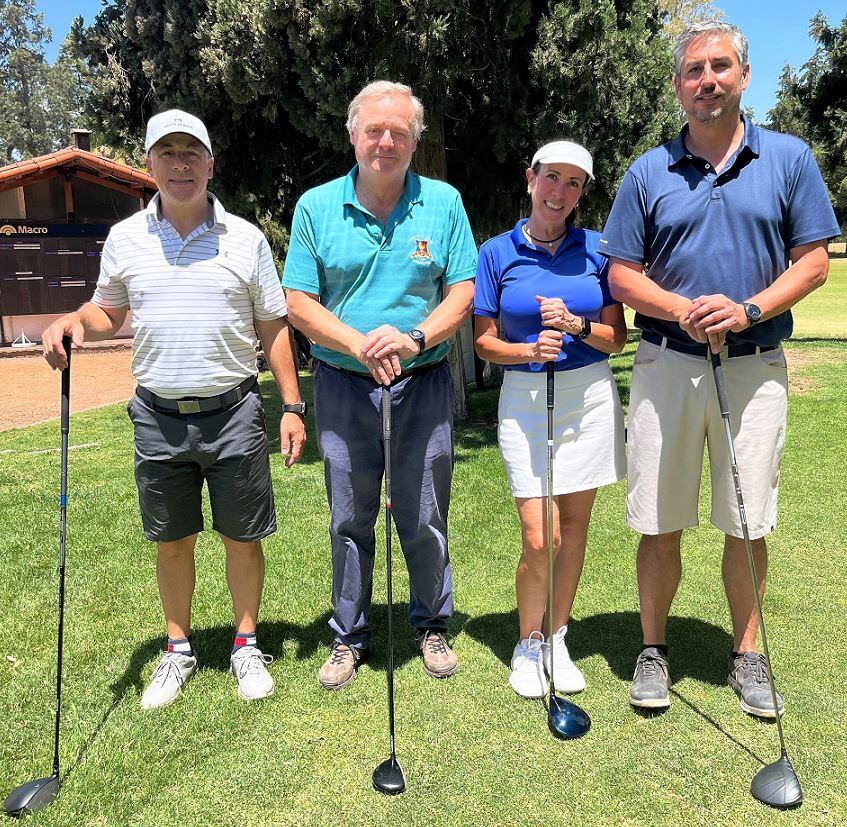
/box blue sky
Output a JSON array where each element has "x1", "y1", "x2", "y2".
[{"x1": 37, "y1": 0, "x2": 846, "y2": 123}]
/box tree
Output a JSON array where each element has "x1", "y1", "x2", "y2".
[
  {"x1": 0, "y1": 2, "x2": 90, "y2": 161},
  {"x1": 78, "y1": 0, "x2": 682, "y2": 411},
  {"x1": 768, "y1": 13, "x2": 847, "y2": 229},
  {"x1": 657, "y1": 0, "x2": 724, "y2": 41}
]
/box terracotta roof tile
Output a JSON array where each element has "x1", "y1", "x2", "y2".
[{"x1": 0, "y1": 146, "x2": 157, "y2": 191}]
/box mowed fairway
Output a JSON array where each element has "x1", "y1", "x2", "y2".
[{"x1": 0, "y1": 337, "x2": 845, "y2": 826}]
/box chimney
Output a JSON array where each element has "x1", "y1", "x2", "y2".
[{"x1": 70, "y1": 128, "x2": 92, "y2": 152}]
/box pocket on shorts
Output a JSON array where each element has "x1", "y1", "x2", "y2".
[
  {"x1": 761, "y1": 349, "x2": 787, "y2": 371},
  {"x1": 633, "y1": 341, "x2": 660, "y2": 368}
]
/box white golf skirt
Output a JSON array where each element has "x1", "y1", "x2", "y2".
[{"x1": 497, "y1": 361, "x2": 625, "y2": 498}]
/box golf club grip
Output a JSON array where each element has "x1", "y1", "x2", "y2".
[
  {"x1": 61, "y1": 336, "x2": 71, "y2": 432},
  {"x1": 546, "y1": 361, "x2": 554, "y2": 409},
  {"x1": 381, "y1": 385, "x2": 391, "y2": 439},
  {"x1": 710, "y1": 352, "x2": 730, "y2": 417}
]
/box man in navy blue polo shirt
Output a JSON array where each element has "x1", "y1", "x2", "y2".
[{"x1": 601, "y1": 21, "x2": 839, "y2": 717}]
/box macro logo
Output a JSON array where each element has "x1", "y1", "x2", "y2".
[{"x1": 0, "y1": 224, "x2": 47, "y2": 235}]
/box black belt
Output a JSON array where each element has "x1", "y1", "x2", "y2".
[
  {"x1": 641, "y1": 331, "x2": 778, "y2": 359},
  {"x1": 136, "y1": 376, "x2": 257, "y2": 414},
  {"x1": 318, "y1": 358, "x2": 446, "y2": 384}
]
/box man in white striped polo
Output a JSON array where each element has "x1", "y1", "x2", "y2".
[{"x1": 42, "y1": 110, "x2": 306, "y2": 708}]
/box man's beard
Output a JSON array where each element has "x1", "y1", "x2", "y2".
[{"x1": 693, "y1": 104, "x2": 725, "y2": 122}]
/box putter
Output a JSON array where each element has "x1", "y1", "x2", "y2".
[
  {"x1": 710, "y1": 352, "x2": 802, "y2": 809},
  {"x1": 3, "y1": 336, "x2": 72, "y2": 817},
  {"x1": 545, "y1": 363, "x2": 591, "y2": 739},
  {"x1": 372, "y1": 385, "x2": 407, "y2": 795}
]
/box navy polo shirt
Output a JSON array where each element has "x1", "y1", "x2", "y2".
[
  {"x1": 474, "y1": 219, "x2": 615, "y2": 372},
  {"x1": 600, "y1": 116, "x2": 840, "y2": 347}
]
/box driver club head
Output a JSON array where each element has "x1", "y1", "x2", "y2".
[
  {"x1": 3, "y1": 774, "x2": 60, "y2": 817},
  {"x1": 751, "y1": 755, "x2": 803, "y2": 810},
  {"x1": 548, "y1": 694, "x2": 591, "y2": 740},
  {"x1": 372, "y1": 756, "x2": 406, "y2": 795}
]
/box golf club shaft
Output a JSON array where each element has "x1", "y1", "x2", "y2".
[
  {"x1": 54, "y1": 336, "x2": 71, "y2": 777},
  {"x1": 381, "y1": 386, "x2": 397, "y2": 760},
  {"x1": 710, "y1": 352, "x2": 787, "y2": 754},
  {"x1": 546, "y1": 362, "x2": 555, "y2": 693}
]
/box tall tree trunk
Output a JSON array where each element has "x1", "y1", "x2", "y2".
[{"x1": 412, "y1": 110, "x2": 469, "y2": 419}]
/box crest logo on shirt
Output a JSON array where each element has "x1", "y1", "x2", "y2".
[{"x1": 410, "y1": 238, "x2": 433, "y2": 264}]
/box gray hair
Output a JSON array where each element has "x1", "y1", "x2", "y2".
[
  {"x1": 674, "y1": 22, "x2": 748, "y2": 77},
  {"x1": 346, "y1": 81, "x2": 426, "y2": 140}
]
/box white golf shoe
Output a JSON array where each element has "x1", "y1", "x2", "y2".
[
  {"x1": 509, "y1": 631, "x2": 548, "y2": 698},
  {"x1": 544, "y1": 625, "x2": 586, "y2": 693},
  {"x1": 140, "y1": 651, "x2": 198, "y2": 709},
  {"x1": 230, "y1": 646, "x2": 275, "y2": 700}
]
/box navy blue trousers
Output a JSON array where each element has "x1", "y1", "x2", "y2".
[{"x1": 314, "y1": 360, "x2": 455, "y2": 649}]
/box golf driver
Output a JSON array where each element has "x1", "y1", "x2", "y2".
[
  {"x1": 545, "y1": 362, "x2": 591, "y2": 739},
  {"x1": 372, "y1": 385, "x2": 407, "y2": 795},
  {"x1": 710, "y1": 351, "x2": 802, "y2": 809},
  {"x1": 4, "y1": 336, "x2": 72, "y2": 817}
]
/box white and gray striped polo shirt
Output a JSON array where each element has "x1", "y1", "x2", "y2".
[{"x1": 92, "y1": 193, "x2": 287, "y2": 398}]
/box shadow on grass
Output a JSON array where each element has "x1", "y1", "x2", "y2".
[
  {"x1": 464, "y1": 609, "x2": 734, "y2": 687},
  {"x1": 109, "y1": 606, "x2": 471, "y2": 700}
]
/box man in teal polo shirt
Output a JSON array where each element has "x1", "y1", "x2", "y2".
[{"x1": 283, "y1": 80, "x2": 477, "y2": 689}]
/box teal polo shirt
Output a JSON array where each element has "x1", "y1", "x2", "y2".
[{"x1": 282, "y1": 166, "x2": 478, "y2": 372}]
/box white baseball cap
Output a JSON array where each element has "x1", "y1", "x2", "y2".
[
  {"x1": 531, "y1": 140, "x2": 594, "y2": 181},
  {"x1": 145, "y1": 109, "x2": 213, "y2": 155}
]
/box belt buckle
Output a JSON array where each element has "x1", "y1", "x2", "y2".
[
  {"x1": 719, "y1": 344, "x2": 730, "y2": 360},
  {"x1": 177, "y1": 399, "x2": 201, "y2": 414}
]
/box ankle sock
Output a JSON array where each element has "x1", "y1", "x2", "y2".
[
  {"x1": 167, "y1": 636, "x2": 193, "y2": 656},
  {"x1": 644, "y1": 643, "x2": 668, "y2": 656},
  {"x1": 233, "y1": 630, "x2": 257, "y2": 653}
]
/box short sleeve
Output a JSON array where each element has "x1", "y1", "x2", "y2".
[
  {"x1": 786, "y1": 147, "x2": 841, "y2": 248},
  {"x1": 599, "y1": 168, "x2": 650, "y2": 265},
  {"x1": 473, "y1": 243, "x2": 501, "y2": 318},
  {"x1": 251, "y1": 234, "x2": 288, "y2": 320},
  {"x1": 91, "y1": 234, "x2": 129, "y2": 308},
  {"x1": 443, "y1": 191, "x2": 478, "y2": 285},
  {"x1": 281, "y1": 198, "x2": 322, "y2": 294}
]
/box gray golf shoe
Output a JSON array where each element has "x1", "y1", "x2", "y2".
[
  {"x1": 629, "y1": 647, "x2": 671, "y2": 709},
  {"x1": 140, "y1": 651, "x2": 198, "y2": 709},
  {"x1": 230, "y1": 645, "x2": 275, "y2": 700},
  {"x1": 728, "y1": 651, "x2": 785, "y2": 718}
]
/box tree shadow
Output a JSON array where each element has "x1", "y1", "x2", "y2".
[
  {"x1": 109, "y1": 606, "x2": 471, "y2": 701},
  {"x1": 464, "y1": 609, "x2": 734, "y2": 688}
]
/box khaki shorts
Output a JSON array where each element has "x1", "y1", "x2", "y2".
[{"x1": 626, "y1": 339, "x2": 788, "y2": 539}]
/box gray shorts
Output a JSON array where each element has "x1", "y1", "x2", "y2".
[{"x1": 127, "y1": 386, "x2": 276, "y2": 543}]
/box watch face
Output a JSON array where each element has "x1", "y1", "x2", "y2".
[{"x1": 745, "y1": 303, "x2": 762, "y2": 323}]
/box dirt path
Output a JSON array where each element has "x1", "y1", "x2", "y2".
[{"x1": 0, "y1": 346, "x2": 135, "y2": 432}]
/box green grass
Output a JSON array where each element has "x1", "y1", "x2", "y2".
[
  {"x1": 793, "y1": 257, "x2": 847, "y2": 339},
  {"x1": 1, "y1": 343, "x2": 846, "y2": 826},
  {"x1": 624, "y1": 255, "x2": 847, "y2": 339}
]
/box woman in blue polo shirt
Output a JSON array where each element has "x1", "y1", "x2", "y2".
[{"x1": 474, "y1": 140, "x2": 626, "y2": 699}]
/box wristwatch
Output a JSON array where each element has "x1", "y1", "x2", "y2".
[
  {"x1": 576, "y1": 317, "x2": 592, "y2": 340},
  {"x1": 282, "y1": 402, "x2": 308, "y2": 417},
  {"x1": 741, "y1": 302, "x2": 762, "y2": 328},
  {"x1": 408, "y1": 328, "x2": 426, "y2": 353}
]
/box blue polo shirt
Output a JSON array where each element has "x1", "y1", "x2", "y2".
[
  {"x1": 600, "y1": 116, "x2": 840, "y2": 347},
  {"x1": 474, "y1": 220, "x2": 615, "y2": 372},
  {"x1": 281, "y1": 166, "x2": 477, "y2": 372}
]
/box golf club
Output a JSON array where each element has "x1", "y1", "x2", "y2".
[
  {"x1": 4, "y1": 336, "x2": 72, "y2": 817},
  {"x1": 372, "y1": 385, "x2": 407, "y2": 795},
  {"x1": 545, "y1": 362, "x2": 591, "y2": 739},
  {"x1": 710, "y1": 351, "x2": 802, "y2": 809}
]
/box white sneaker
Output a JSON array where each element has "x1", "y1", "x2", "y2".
[
  {"x1": 509, "y1": 631, "x2": 548, "y2": 698},
  {"x1": 140, "y1": 652, "x2": 198, "y2": 709},
  {"x1": 230, "y1": 646, "x2": 274, "y2": 700},
  {"x1": 544, "y1": 625, "x2": 586, "y2": 693}
]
